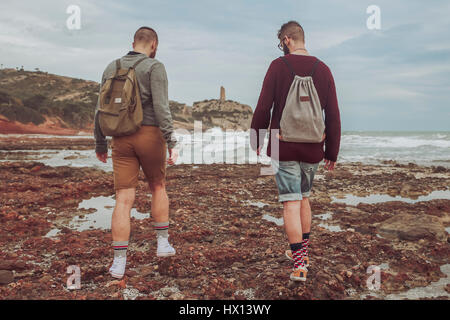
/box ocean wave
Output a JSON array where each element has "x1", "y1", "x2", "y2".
[
  {"x1": 1, "y1": 131, "x2": 450, "y2": 168},
  {"x1": 341, "y1": 135, "x2": 450, "y2": 149}
]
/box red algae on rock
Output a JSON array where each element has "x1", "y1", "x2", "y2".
[{"x1": 0, "y1": 138, "x2": 449, "y2": 300}]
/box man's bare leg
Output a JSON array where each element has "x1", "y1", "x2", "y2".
[
  {"x1": 283, "y1": 200, "x2": 302, "y2": 244},
  {"x1": 111, "y1": 187, "x2": 136, "y2": 241},
  {"x1": 300, "y1": 197, "x2": 311, "y2": 234},
  {"x1": 283, "y1": 200, "x2": 307, "y2": 281},
  {"x1": 299, "y1": 197, "x2": 311, "y2": 267},
  {"x1": 149, "y1": 181, "x2": 169, "y2": 223},
  {"x1": 109, "y1": 187, "x2": 135, "y2": 278},
  {"x1": 149, "y1": 181, "x2": 175, "y2": 257}
]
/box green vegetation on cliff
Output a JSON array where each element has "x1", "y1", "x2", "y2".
[{"x1": 0, "y1": 69, "x2": 98, "y2": 128}]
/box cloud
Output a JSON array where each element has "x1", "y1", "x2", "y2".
[{"x1": 0, "y1": 0, "x2": 449, "y2": 130}]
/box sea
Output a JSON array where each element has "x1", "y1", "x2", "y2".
[{"x1": 1, "y1": 130, "x2": 449, "y2": 171}]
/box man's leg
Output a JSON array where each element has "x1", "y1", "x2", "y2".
[
  {"x1": 298, "y1": 161, "x2": 320, "y2": 267},
  {"x1": 112, "y1": 187, "x2": 136, "y2": 241},
  {"x1": 283, "y1": 200, "x2": 307, "y2": 281},
  {"x1": 299, "y1": 197, "x2": 311, "y2": 267},
  {"x1": 300, "y1": 197, "x2": 311, "y2": 234},
  {"x1": 149, "y1": 181, "x2": 175, "y2": 257},
  {"x1": 109, "y1": 187, "x2": 136, "y2": 278},
  {"x1": 272, "y1": 159, "x2": 308, "y2": 281},
  {"x1": 283, "y1": 200, "x2": 302, "y2": 244},
  {"x1": 149, "y1": 181, "x2": 169, "y2": 223}
]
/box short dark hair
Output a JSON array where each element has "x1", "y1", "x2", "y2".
[
  {"x1": 277, "y1": 21, "x2": 305, "y2": 43},
  {"x1": 134, "y1": 26, "x2": 158, "y2": 44}
]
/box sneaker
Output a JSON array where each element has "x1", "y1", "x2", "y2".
[
  {"x1": 290, "y1": 267, "x2": 308, "y2": 282},
  {"x1": 285, "y1": 250, "x2": 310, "y2": 267},
  {"x1": 109, "y1": 256, "x2": 126, "y2": 279},
  {"x1": 157, "y1": 236, "x2": 176, "y2": 257}
]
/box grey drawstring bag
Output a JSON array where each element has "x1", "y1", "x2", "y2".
[{"x1": 279, "y1": 57, "x2": 325, "y2": 143}]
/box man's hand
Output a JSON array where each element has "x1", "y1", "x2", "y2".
[
  {"x1": 167, "y1": 148, "x2": 179, "y2": 165},
  {"x1": 256, "y1": 145, "x2": 262, "y2": 156},
  {"x1": 324, "y1": 159, "x2": 336, "y2": 171},
  {"x1": 96, "y1": 152, "x2": 107, "y2": 163}
]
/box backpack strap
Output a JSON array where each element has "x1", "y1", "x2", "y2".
[
  {"x1": 113, "y1": 59, "x2": 121, "y2": 76},
  {"x1": 310, "y1": 58, "x2": 320, "y2": 76},
  {"x1": 131, "y1": 57, "x2": 148, "y2": 69},
  {"x1": 280, "y1": 56, "x2": 296, "y2": 77}
]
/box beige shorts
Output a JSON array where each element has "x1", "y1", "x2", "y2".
[{"x1": 111, "y1": 125, "x2": 166, "y2": 190}]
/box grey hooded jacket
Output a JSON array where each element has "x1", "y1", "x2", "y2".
[{"x1": 94, "y1": 52, "x2": 177, "y2": 153}]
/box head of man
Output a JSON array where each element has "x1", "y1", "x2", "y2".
[
  {"x1": 277, "y1": 21, "x2": 305, "y2": 55},
  {"x1": 133, "y1": 26, "x2": 158, "y2": 58}
]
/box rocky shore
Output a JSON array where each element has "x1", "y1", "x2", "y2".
[{"x1": 0, "y1": 138, "x2": 449, "y2": 300}]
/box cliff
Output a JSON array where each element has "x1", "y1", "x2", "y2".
[
  {"x1": 191, "y1": 99, "x2": 253, "y2": 131},
  {"x1": 0, "y1": 68, "x2": 253, "y2": 134}
]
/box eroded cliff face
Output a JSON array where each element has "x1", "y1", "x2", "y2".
[
  {"x1": 0, "y1": 69, "x2": 253, "y2": 134},
  {"x1": 169, "y1": 99, "x2": 254, "y2": 131},
  {"x1": 191, "y1": 99, "x2": 253, "y2": 131}
]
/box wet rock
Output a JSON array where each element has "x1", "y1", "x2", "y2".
[
  {"x1": 160, "y1": 286, "x2": 178, "y2": 297},
  {"x1": 169, "y1": 292, "x2": 184, "y2": 300},
  {"x1": 0, "y1": 158, "x2": 449, "y2": 300},
  {"x1": 377, "y1": 213, "x2": 447, "y2": 242},
  {"x1": 0, "y1": 270, "x2": 14, "y2": 285},
  {"x1": 432, "y1": 166, "x2": 447, "y2": 173},
  {"x1": 106, "y1": 279, "x2": 126, "y2": 289}
]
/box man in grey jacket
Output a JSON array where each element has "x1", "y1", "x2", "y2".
[{"x1": 94, "y1": 27, "x2": 178, "y2": 279}]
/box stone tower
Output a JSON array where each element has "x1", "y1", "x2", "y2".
[{"x1": 220, "y1": 86, "x2": 226, "y2": 101}]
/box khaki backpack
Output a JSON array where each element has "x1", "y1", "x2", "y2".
[
  {"x1": 98, "y1": 57, "x2": 147, "y2": 137},
  {"x1": 279, "y1": 57, "x2": 326, "y2": 143}
]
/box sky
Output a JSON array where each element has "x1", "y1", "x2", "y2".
[{"x1": 0, "y1": 0, "x2": 449, "y2": 131}]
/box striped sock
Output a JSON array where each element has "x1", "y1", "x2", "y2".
[
  {"x1": 302, "y1": 233, "x2": 310, "y2": 257},
  {"x1": 290, "y1": 243, "x2": 305, "y2": 269},
  {"x1": 154, "y1": 221, "x2": 169, "y2": 238},
  {"x1": 112, "y1": 241, "x2": 128, "y2": 258}
]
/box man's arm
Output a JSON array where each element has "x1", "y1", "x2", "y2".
[
  {"x1": 323, "y1": 70, "x2": 341, "y2": 163},
  {"x1": 250, "y1": 60, "x2": 277, "y2": 151},
  {"x1": 94, "y1": 72, "x2": 107, "y2": 154},
  {"x1": 150, "y1": 62, "x2": 177, "y2": 149}
]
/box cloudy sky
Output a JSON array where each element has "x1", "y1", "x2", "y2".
[{"x1": 0, "y1": 0, "x2": 449, "y2": 131}]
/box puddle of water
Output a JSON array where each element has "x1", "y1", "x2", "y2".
[
  {"x1": 379, "y1": 262, "x2": 390, "y2": 270},
  {"x1": 331, "y1": 190, "x2": 450, "y2": 206},
  {"x1": 45, "y1": 195, "x2": 150, "y2": 235},
  {"x1": 318, "y1": 223, "x2": 343, "y2": 232},
  {"x1": 0, "y1": 149, "x2": 113, "y2": 172},
  {"x1": 70, "y1": 195, "x2": 149, "y2": 231},
  {"x1": 315, "y1": 212, "x2": 333, "y2": 221},
  {"x1": 245, "y1": 201, "x2": 269, "y2": 208},
  {"x1": 45, "y1": 228, "x2": 60, "y2": 238},
  {"x1": 385, "y1": 264, "x2": 450, "y2": 300},
  {"x1": 262, "y1": 214, "x2": 283, "y2": 226}
]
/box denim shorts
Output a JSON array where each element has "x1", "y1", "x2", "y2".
[{"x1": 271, "y1": 159, "x2": 320, "y2": 202}]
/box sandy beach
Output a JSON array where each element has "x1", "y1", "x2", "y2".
[{"x1": 0, "y1": 136, "x2": 449, "y2": 300}]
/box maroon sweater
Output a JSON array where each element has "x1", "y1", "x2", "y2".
[{"x1": 251, "y1": 54, "x2": 341, "y2": 163}]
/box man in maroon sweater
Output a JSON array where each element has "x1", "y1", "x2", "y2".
[{"x1": 251, "y1": 21, "x2": 341, "y2": 282}]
